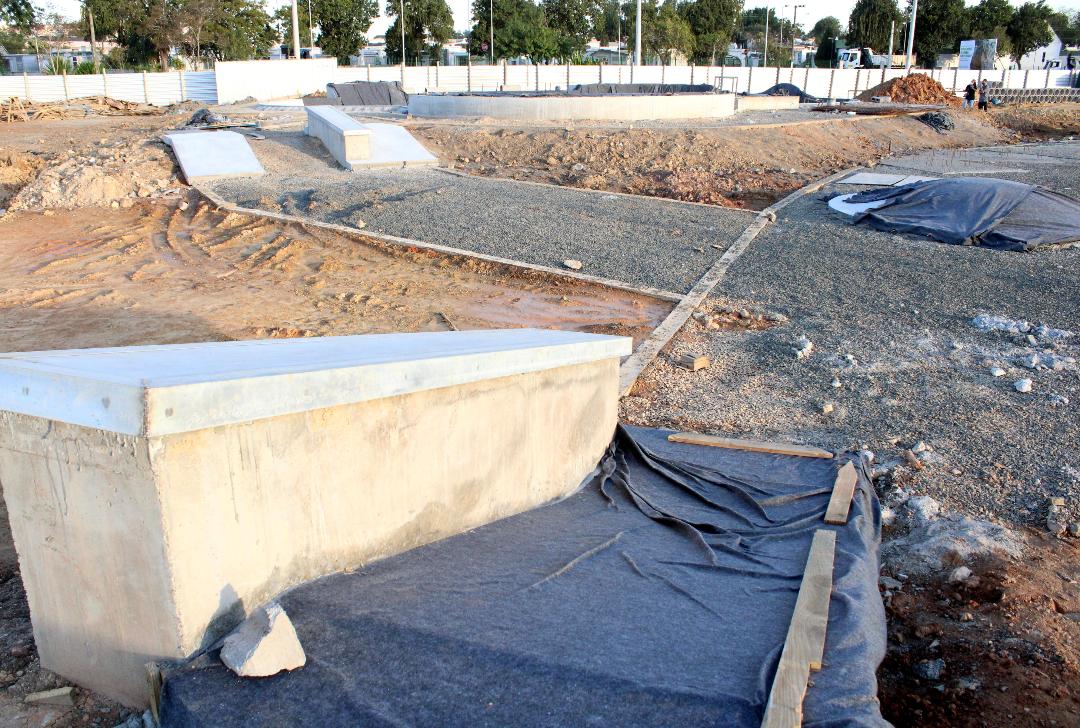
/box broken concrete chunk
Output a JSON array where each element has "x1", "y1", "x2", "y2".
[
  {"x1": 25, "y1": 686, "x2": 74, "y2": 707},
  {"x1": 220, "y1": 602, "x2": 306, "y2": 678},
  {"x1": 562, "y1": 259, "x2": 583, "y2": 271},
  {"x1": 1014, "y1": 378, "x2": 1033, "y2": 393},
  {"x1": 674, "y1": 354, "x2": 710, "y2": 372},
  {"x1": 989, "y1": 367, "x2": 1006, "y2": 377},
  {"x1": 793, "y1": 336, "x2": 813, "y2": 359}
]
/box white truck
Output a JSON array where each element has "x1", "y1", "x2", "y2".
[{"x1": 837, "y1": 47, "x2": 908, "y2": 69}]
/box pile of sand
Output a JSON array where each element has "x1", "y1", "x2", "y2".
[
  {"x1": 0, "y1": 152, "x2": 42, "y2": 209},
  {"x1": 858, "y1": 75, "x2": 962, "y2": 107},
  {"x1": 9, "y1": 138, "x2": 183, "y2": 210}
]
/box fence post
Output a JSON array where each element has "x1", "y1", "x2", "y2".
[
  {"x1": 827, "y1": 68, "x2": 835, "y2": 99},
  {"x1": 661, "y1": 63, "x2": 665, "y2": 84},
  {"x1": 62, "y1": 70, "x2": 69, "y2": 101},
  {"x1": 854, "y1": 68, "x2": 861, "y2": 96},
  {"x1": 774, "y1": 66, "x2": 780, "y2": 85},
  {"x1": 1045, "y1": 69, "x2": 1051, "y2": 89},
  {"x1": 101, "y1": 69, "x2": 109, "y2": 98},
  {"x1": 142, "y1": 71, "x2": 149, "y2": 104},
  {"x1": 1023, "y1": 69, "x2": 1029, "y2": 89},
  {"x1": 179, "y1": 69, "x2": 186, "y2": 101},
  {"x1": 566, "y1": 61, "x2": 570, "y2": 88},
  {"x1": 952, "y1": 68, "x2": 958, "y2": 93},
  {"x1": 599, "y1": 63, "x2": 603, "y2": 84},
  {"x1": 630, "y1": 62, "x2": 634, "y2": 84},
  {"x1": 747, "y1": 65, "x2": 753, "y2": 93},
  {"x1": 467, "y1": 55, "x2": 472, "y2": 92},
  {"x1": 804, "y1": 66, "x2": 810, "y2": 92},
  {"x1": 23, "y1": 72, "x2": 30, "y2": 101},
  {"x1": 690, "y1": 64, "x2": 694, "y2": 85},
  {"x1": 1000, "y1": 68, "x2": 1006, "y2": 87},
  {"x1": 435, "y1": 61, "x2": 439, "y2": 90}
]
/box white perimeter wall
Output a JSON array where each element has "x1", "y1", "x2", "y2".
[{"x1": 0, "y1": 60, "x2": 1075, "y2": 107}]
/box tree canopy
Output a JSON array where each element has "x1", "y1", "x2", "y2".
[
  {"x1": 911, "y1": 0, "x2": 970, "y2": 62},
  {"x1": 809, "y1": 16, "x2": 843, "y2": 45},
  {"x1": 847, "y1": 0, "x2": 903, "y2": 50},
  {"x1": 1006, "y1": 0, "x2": 1053, "y2": 63},
  {"x1": 681, "y1": 0, "x2": 741, "y2": 65},
  {"x1": 385, "y1": 0, "x2": 454, "y2": 64},
  {"x1": 469, "y1": 0, "x2": 559, "y2": 62}
]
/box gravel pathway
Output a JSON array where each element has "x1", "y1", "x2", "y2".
[
  {"x1": 208, "y1": 132, "x2": 755, "y2": 294},
  {"x1": 623, "y1": 141, "x2": 1080, "y2": 528}
]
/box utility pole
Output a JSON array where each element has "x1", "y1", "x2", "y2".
[
  {"x1": 400, "y1": 0, "x2": 407, "y2": 70},
  {"x1": 617, "y1": 11, "x2": 622, "y2": 65},
  {"x1": 790, "y1": 4, "x2": 803, "y2": 67},
  {"x1": 780, "y1": 5, "x2": 786, "y2": 45},
  {"x1": 887, "y1": 20, "x2": 895, "y2": 67},
  {"x1": 290, "y1": 0, "x2": 301, "y2": 58},
  {"x1": 489, "y1": 0, "x2": 494, "y2": 64},
  {"x1": 307, "y1": 0, "x2": 315, "y2": 50},
  {"x1": 763, "y1": 5, "x2": 770, "y2": 68},
  {"x1": 634, "y1": 0, "x2": 641, "y2": 66},
  {"x1": 904, "y1": 0, "x2": 918, "y2": 73},
  {"x1": 87, "y1": 5, "x2": 98, "y2": 72}
]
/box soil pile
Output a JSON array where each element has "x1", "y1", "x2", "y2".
[
  {"x1": 859, "y1": 75, "x2": 962, "y2": 107},
  {"x1": 0, "y1": 151, "x2": 41, "y2": 209},
  {"x1": 9, "y1": 137, "x2": 183, "y2": 210}
]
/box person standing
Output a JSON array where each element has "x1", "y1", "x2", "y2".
[
  {"x1": 963, "y1": 80, "x2": 977, "y2": 109},
  {"x1": 978, "y1": 79, "x2": 990, "y2": 111}
]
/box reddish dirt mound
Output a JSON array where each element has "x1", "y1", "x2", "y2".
[{"x1": 859, "y1": 75, "x2": 962, "y2": 107}]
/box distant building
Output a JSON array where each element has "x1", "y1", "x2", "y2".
[
  {"x1": 584, "y1": 42, "x2": 628, "y2": 65},
  {"x1": 1, "y1": 38, "x2": 117, "y2": 74},
  {"x1": 1019, "y1": 28, "x2": 1064, "y2": 69}
]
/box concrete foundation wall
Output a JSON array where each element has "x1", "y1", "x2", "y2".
[
  {"x1": 408, "y1": 92, "x2": 737, "y2": 121},
  {"x1": 304, "y1": 106, "x2": 371, "y2": 169},
  {"x1": 0, "y1": 333, "x2": 623, "y2": 708},
  {"x1": 735, "y1": 94, "x2": 801, "y2": 111}
]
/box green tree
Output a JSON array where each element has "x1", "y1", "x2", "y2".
[
  {"x1": 203, "y1": 0, "x2": 274, "y2": 60},
  {"x1": 681, "y1": 0, "x2": 742, "y2": 65},
  {"x1": 385, "y1": 0, "x2": 454, "y2": 64},
  {"x1": 1048, "y1": 8, "x2": 1079, "y2": 45},
  {"x1": 594, "y1": 0, "x2": 624, "y2": 43},
  {"x1": 313, "y1": 0, "x2": 378, "y2": 62},
  {"x1": 1, "y1": 0, "x2": 34, "y2": 29},
  {"x1": 847, "y1": 0, "x2": 902, "y2": 50},
  {"x1": 541, "y1": 0, "x2": 601, "y2": 57},
  {"x1": 1006, "y1": 0, "x2": 1053, "y2": 64},
  {"x1": 809, "y1": 16, "x2": 843, "y2": 45},
  {"x1": 911, "y1": 0, "x2": 969, "y2": 66},
  {"x1": 968, "y1": 0, "x2": 1013, "y2": 57},
  {"x1": 470, "y1": 0, "x2": 558, "y2": 62},
  {"x1": 627, "y1": 0, "x2": 693, "y2": 64}
]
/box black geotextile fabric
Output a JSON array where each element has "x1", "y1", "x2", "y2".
[
  {"x1": 757, "y1": 83, "x2": 823, "y2": 103},
  {"x1": 849, "y1": 177, "x2": 1080, "y2": 251},
  {"x1": 314, "y1": 81, "x2": 409, "y2": 106},
  {"x1": 569, "y1": 83, "x2": 715, "y2": 95},
  {"x1": 159, "y1": 426, "x2": 888, "y2": 728}
]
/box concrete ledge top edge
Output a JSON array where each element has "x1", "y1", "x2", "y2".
[{"x1": 0, "y1": 330, "x2": 631, "y2": 436}]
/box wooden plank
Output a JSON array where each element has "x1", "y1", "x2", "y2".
[
  {"x1": 823, "y1": 462, "x2": 858, "y2": 525},
  {"x1": 761, "y1": 529, "x2": 837, "y2": 728},
  {"x1": 667, "y1": 432, "x2": 833, "y2": 459}
]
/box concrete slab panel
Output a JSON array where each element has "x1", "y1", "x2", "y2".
[
  {"x1": 828, "y1": 193, "x2": 890, "y2": 217},
  {"x1": 0, "y1": 329, "x2": 629, "y2": 436},
  {"x1": 896, "y1": 175, "x2": 939, "y2": 185},
  {"x1": 163, "y1": 130, "x2": 264, "y2": 183},
  {"x1": 351, "y1": 123, "x2": 438, "y2": 169}
]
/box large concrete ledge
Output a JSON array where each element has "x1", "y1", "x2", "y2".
[
  {"x1": 409, "y1": 92, "x2": 737, "y2": 121},
  {"x1": 735, "y1": 94, "x2": 801, "y2": 111},
  {"x1": 0, "y1": 330, "x2": 630, "y2": 707},
  {"x1": 162, "y1": 130, "x2": 264, "y2": 183},
  {"x1": 304, "y1": 105, "x2": 371, "y2": 169}
]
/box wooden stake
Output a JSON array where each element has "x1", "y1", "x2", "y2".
[
  {"x1": 667, "y1": 432, "x2": 833, "y2": 459},
  {"x1": 761, "y1": 529, "x2": 837, "y2": 728},
  {"x1": 823, "y1": 462, "x2": 857, "y2": 525}
]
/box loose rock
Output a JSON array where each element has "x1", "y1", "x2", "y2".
[{"x1": 220, "y1": 602, "x2": 306, "y2": 678}]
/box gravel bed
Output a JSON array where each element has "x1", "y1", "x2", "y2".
[
  {"x1": 623, "y1": 142, "x2": 1080, "y2": 528},
  {"x1": 209, "y1": 132, "x2": 755, "y2": 294}
]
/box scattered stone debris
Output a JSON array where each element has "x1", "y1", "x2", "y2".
[
  {"x1": 914, "y1": 658, "x2": 946, "y2": 681},
  {"x1": 183, "y1": 109, "x2": 233, "y2": 128},
  {"x1": 794, "y1": 335, "x2": 814, "y2": 359},
  {"x1": 1014, "y1": 378, "x2": 1033, "y2": 393},
  {"x1": 563, "y1": 259, "x2": 583, "y2": 270},
  {"x1": 989, "y1": 366, "x2": 1006, "y2": 377},
  {"x1": 1047, "y1": 497, "x2": 1069, "y2": 536},
  {"x1": 220, "y1": 602, "x2": 306, "y2": 678}
]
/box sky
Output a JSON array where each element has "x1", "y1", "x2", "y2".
[{"x1": 36, "y1": 0, "x2": 1080, "y2": 44}]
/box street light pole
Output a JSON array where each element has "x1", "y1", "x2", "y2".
[
  {"x1": 617, "y1": 11, "x2": 622, "y2": 65},
  {"x1": 307, "y1": 0, "x2": 315, "y2": 50},
  {"x1": 290, "y1": 0, "x2": 301, "y2": 59},
  {"x1": 489, "y1": 0, "x2": 494, "y2": 65},
  {"x1": 763, "y1": 5, "x2": 770, "y2": 68},
  {"x1": 634, "y1": 0, "x2": 641, "y2": 66},
  {"x1": 904, "y1": 0, "x2": 918, "y2": 73},
  {"x1": 780, "y1": 5, "x2": 786, "y2": 45},
  {"x1": 400, "y1": 0, "x2": 406, "y2": 70},
  {"x1": 790, "y1": 4, "x2": 803, "y2": 67}
]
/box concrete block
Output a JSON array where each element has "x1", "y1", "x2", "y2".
[
  {"x1": 408, "y1": 93, "x2": 737, "y2": 121},
  {"x1": 162, "y1": 131, "x2": 265, "y2": 183},
  {"x1": 304, "y1": 107, "x2": 436, "y2": 170},
  {"x1": 24, "y1": 687, "x2": 74, "y2": 707},
  {"x1": 0, "y1": 329, "x2": 630, "y2": 707},
  {"x1": 220, "y1": 603, "x2": 305, "y2": 677}
]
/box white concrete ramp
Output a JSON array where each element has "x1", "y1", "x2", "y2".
[
  {"x1": 359, "y1": 123, "x2": 438, "y2": 169},
  {"x1": 163, "y1": 130, "x2": 265, "y2": 183}
]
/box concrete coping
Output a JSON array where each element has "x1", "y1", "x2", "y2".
[
  {"x1": 0, "y1": 330, "x2": 632, "y2": 437},
  {"x1": 305, "y1": 105, "x2": 370, "y2": 136}
]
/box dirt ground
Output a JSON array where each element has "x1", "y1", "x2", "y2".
[
  {"x1": 410, "y1": 110, "x2": 1014, "y2": 209},
  {"x1": 0, "y1": 102, "x2": 1079, "y2": 727}
]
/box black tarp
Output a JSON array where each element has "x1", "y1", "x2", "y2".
[
  {"x1": 303, "y1": 81, "x2": 409, "y2": 106},
  {"x1": 756, "y1": 83, "x2": 822, "y2": 103},
  {"x1": 159, "y1": 426, "x2": 887, "y2": 727},
  {"x1": 848, "y1": 177, "x2": 1080, "y2": 251}
]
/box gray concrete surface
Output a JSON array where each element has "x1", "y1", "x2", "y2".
[{"x1": 208, "y1": 131, "x2": 756, "y2": 294}]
